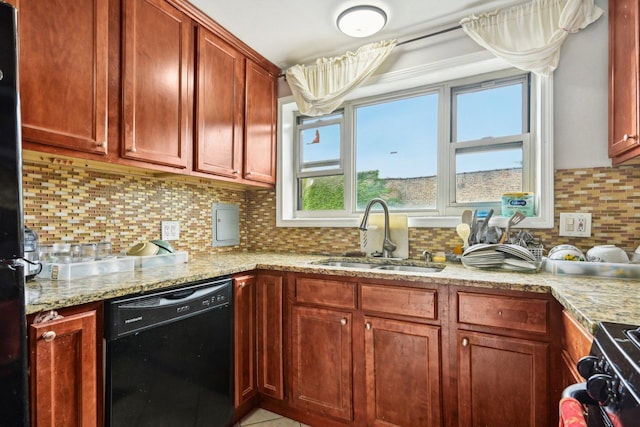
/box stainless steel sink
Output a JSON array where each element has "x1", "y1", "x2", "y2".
[
  {"x1": 312, "y1": 259, "x2": 444, "y2": 273},
  {"x1": 315, "y1": 261, "x2": 380, "y2": 269},
  {"x1": 373, "y1": 264, "x2": 444, "y2": 273}
]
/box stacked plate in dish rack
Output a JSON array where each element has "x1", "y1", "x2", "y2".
[{"x1": 461, "y1": 243, "x2": 540, "y2": 272}]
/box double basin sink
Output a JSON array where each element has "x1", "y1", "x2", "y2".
[{"x1": 312, "y1": 258, "x2": 445, "y2": 273}]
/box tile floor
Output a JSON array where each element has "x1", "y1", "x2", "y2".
[{"x1": 237, "y1": 408, "x2": 312, "y2": 427}]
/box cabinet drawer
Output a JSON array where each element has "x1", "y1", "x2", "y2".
[
  {"x1": 295, "y1": 277, "x2": 356, "y2": 309},
  {"x1": 361, "y1": 284, "x2": 437, "y2": 320},
  {"x1": 457, "y1": 292, "x2": 548, "y2": 334}
]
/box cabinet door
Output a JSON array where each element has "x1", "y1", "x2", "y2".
[
  {"x1": 234, "y1": 275, "x2": 257, "y2": 407},
  {"x1": 291, "y1": 305, "x2": 353, "y2": 421},
  {"x1": 29, "y1": 310, "x2": 98, "y2": 427},
  {"x1": 257, "y1": 273, "x2": 283, "y2": 399},
  {"x1": 122, "y1": 0, "x2": 191, "y2": 168},
  {"x1": 457, "y1": 330, "x2": 549, "y2": 427},
  {"x1": 609, "y1": 0, "x2": 640, "y2": 162},
  {"x1": 16, "y1": 0, "x2": 108, "y2": 155},
  {"x1": 244, "y1": 60, "x2": 276, "y2": 184},
  {"x1": 364, "y1": 317, "x2": 442, "y2": 427},
  {"x1": 194, "y1": 27, "x2": 245, "y2": 178}
]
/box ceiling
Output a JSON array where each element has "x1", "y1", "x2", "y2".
[{"x1": 189, "y1": 0, "x2": 528, "y2": 70}]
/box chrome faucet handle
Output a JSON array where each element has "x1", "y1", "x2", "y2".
[{"x1": 422, "y1": 250, "x2": 432, "y2": 262}]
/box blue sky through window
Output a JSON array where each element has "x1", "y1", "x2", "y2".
[{"x1": 300, "y1": 80, "x2": 525, "y2": 178}]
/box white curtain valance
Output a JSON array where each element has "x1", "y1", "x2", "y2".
[
  {"x1": 460, "y1": 0, "x2": 603, "y2": 76},
  {"x1": 285, "y1": 40, "x2": 396, "y2": 116}
]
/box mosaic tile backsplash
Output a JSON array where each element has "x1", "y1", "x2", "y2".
[{"x1": 23, "y1": 160, "x2": 640, "y2": 259}]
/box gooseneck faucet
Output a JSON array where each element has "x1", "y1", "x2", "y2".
[{"x1": 359, "y1": 198, "x2": 396, "y2": 258}]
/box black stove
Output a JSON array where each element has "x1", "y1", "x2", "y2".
[{"x1": 567, "y1": 322, "x2": 640, "y2": 427}]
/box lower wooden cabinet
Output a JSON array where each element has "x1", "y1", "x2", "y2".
[
  {"x1": 560, "y1": 309, "x2": 593, "y2": 388},
  {"x1": 364, "y1": 317, "x2": 442, "y2": 427},
  {"x1": 291, "y1": 305, "x2": 354, "y2": 421},
  {"x1": 28, "y1": 302, "x2": 101, "y2": 427},
  {"x1": 256, "y1": 272, "x2": 284, "y2": 400},
  {"x1": 456, "y1": 330, "x2": 549, "y2": 427},
  {"x1": 234, "y1": 274, "x2": 257, "y2": 408}
]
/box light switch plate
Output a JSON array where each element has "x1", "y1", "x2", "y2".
[
  {"x1": 161, "y1": 221, "x2": 180, "y2": 241},
  {"x1": 559, "y1": 213, "x2": 591, "y2": 237}
]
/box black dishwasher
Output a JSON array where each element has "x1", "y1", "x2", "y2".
[{"x1": 105, "y1": 278, "x2": 233, "y2": 427}]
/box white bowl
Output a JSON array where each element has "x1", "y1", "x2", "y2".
[
  {"x1": 586, "y1": 245, "x2": 629, "y2": 263},
  {"x1": 548, "y1": 248, "x2": 585, "y2": 262},
  {"x1": 548, "y1": 244, "x2": 582, "y2": 257},
  {"x1": 126, "y1": 242, "x2": 160, "y2": 257}
]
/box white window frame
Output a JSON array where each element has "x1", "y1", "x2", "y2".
[{"x1": 277, "y1": 52, "x2": 554, "y2": 229}]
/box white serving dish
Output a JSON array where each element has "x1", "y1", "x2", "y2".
[{"x1": 543, "y1": 257, "x2": 640, "y2": 279}]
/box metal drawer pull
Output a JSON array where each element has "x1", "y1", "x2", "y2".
[
  {"x1": 127, "y1": 146, "x2": 137, "y2": 153},
  {"x1": 340, "y1": 318, "x2": 347, "y2": 326},
  {"x1": 461, "y1": 337, "x2": 469, "y2": 347},
  {"x1": 41, "y1": 331, "x2": 56, "y2": 342},
  {"x1": 365, "y1": 322, "x2": 371, "y2": 330}
]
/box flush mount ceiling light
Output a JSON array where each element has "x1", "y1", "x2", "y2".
[{"x1": 337, "y1": 5, "x2": 387, "y2": 38}]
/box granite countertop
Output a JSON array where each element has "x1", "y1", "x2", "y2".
[{"x1": 25, "y1": 252, "x2": 640, "y2": 333}]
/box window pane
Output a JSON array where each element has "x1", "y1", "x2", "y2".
[
  {"x1": 355, "y1": 94, "x2": 438, "y2": 210},
  {"x1": 298, "y1": 176, "x2": 345, "y2": 211},
  {"x1": 455, "y1": 146, "x2": 523, "y2": 203},
  {"x1": 454, "y1": 81, "x2": 524, "y2": 142},
  {"x1": 300, "y1": 123, "x2": 341, "y2": 170}
]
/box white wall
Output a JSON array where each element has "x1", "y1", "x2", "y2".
[
  {"x1": 278, "y1": 0, "x2": 610, "y2": 170},
  {"x1": 553, "y1": 0, "x2": 609, "y2": 169}
]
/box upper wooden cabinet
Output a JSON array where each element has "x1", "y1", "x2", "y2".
[
  {"x1": 609, "y1": 0, "x2": 640, "y2": 164},
  {"x1": 194, "y1": 27, "x2": 245, "y2": 178},
  {"x1": 15, "y1": 0, "x2": 278, "y2": 186},
  {"x1": 15, "y1": 0, "x2": 109, "y2": 156},
  {"x1": 244, "y1": 60, "x2": 277, "y2": 184},
  {"x1": 121, "y1": 0, "x2": 192, "y2": 169}
]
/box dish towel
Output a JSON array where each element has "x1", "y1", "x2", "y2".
[{"x1": 558, "y1": 397, "x2": 587, "y2": 427}]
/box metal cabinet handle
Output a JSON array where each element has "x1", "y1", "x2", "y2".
[
  {"x1": 97, "y1": 141, "x2": 106, "y2": 148},
  {"x1": 127, "y1": 146, "x2": 137, "y2": 153},
  {"x1": 461, "y1": 337, "x2": 469, "y2": 347},
  {"x1": 340, "y1": 318, "x2": 347, "y2": 326},
  {"x1": 498, "y1": 310, "x2": 503, "y2": 316},
  {"x1": 233, "y1": 170, "x2": 240, "y2": 175},
  {"x1": 616, "y1": 134, "x2": 638, "y2": 144},
  {"x1": 41, "y1": 331, "x2": 56, "y2": 342},
  {"x1": 365, "y1": 322, "x2": 371, "y2": 330},
  {"x1": 246, "y1": 171, "x2": 253, "y2": 176}
]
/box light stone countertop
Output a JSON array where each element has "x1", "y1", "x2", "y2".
[{"x1": 25, "y1": 252, "x2": 640, "y2": 333}]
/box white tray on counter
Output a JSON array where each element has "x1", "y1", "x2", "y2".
[
  {"x1": 130, "y1": 251, "x2": 189, "y2": 269},
  {"x1": 543, "y1": 257, "x2": 640, "y2": 279},
  {"x1": 38, "y1": 251, "x2": 189, "y2": 280},
  {"x1": 39, "y1": 257, "x2": 135, "y2": 281}
]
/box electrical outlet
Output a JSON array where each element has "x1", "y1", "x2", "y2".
[
  {"x1": 161, "y1": 221, "x2": 180, "y2": 241},
  {"x1": 559, "y1": 213, "x2": 591, "y2": 237}
]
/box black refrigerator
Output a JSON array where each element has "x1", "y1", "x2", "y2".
[{"x1": 0, "y1": 2, "x2": 30, "y2": 426}]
